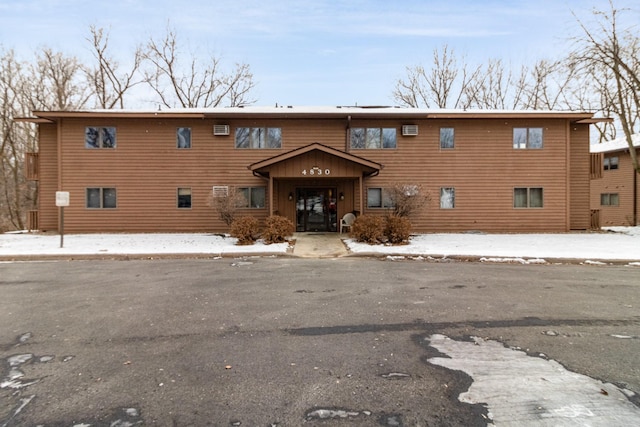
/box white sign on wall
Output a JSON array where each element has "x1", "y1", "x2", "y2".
[{"x1": 56, "y1": 191, "x2": 70, "y2": 207}]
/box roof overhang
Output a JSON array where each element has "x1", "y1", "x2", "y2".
[
  {"x1": 20, "y1": 107, "x2": 608, "y2": 122},
  {"x1": 248, "y1": 142, "x2": 383, "y2": 177},
  {"x1": 574, "y1": 117, "x2": 614, "y2": 124}
]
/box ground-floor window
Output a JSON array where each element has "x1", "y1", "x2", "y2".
[
  {"x1": 440, "y1": 187, "x2": 455, "y2": 208},
  {"x1": 367, "y1": 188, "x2": 395, "y2": 208},
  {"x1": 514, "y1": 187, "x2": 543, "y2": 208},
  {"x1": 600, "y1": 193, "x2": 619, "y2": 206},
  {"x1": 177, "y1": 188, "x2": 192, "y2": 208},
  {"x1": 238, "y1": 187, "x2": 266, "y2": 208},
  {"x1": 86, "y1": 187, "x2": 117, "y2": 209}
]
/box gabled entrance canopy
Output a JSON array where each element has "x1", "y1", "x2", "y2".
[
  {"x1": 248, "y1": 143, "x2": 383, "y2": 217},
  {"x1": 248, "y1": 142, "x2": 382, "y2": 178}
]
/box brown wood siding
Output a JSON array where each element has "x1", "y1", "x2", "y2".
[
  {"x1": 569, "y1": 124, "x2": 591, "y2": 230},
  {"x1": 353, "y1": 118, "x2": 571, "y2": 232},
  {"x1": 590, "y1": 149, "x2": 639, "y2": 226},
  {"x1": 38, "y1": 124, "x2": 58, "y2": 231},
  {"x1": 40, "y1": 115, "x2": 591, "y2": 233}
]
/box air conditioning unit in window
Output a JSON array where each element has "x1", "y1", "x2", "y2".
[
  {"x1": 213, "y1": 124, "x2": 230, "y2": 136},
  {"x1": 402, "y1": 125, "x2": 418, "y2": 136}
]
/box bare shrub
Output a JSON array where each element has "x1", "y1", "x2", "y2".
[
  {"x1": 230, "y1": 216, "x2": 259, "y2": 245},
  {"x1": 385, "y1": 215, "x2": 412, "y2": 244},
  {"x1": 351, "y1": 215, "x2": 384, "y2": 244},
  {"x1": 386, "y1": 183, "x2": 430, "y2": 218},
  {"x1": 209, "y1": 187, "x2": 246, "y2": 227},
  {"x1": 262, "y1": 215, "x2": 294, "y2": 244}
]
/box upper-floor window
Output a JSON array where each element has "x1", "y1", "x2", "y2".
[
  {"x1": 604, "y1": 156, "x2": 619, "y2": 170},
  {"x1": 513, "y1": 128, "x2": 543, "y2": 149},
  {"x1": 177, "y1": 127, "x2": 191, "y2": 149},
  {"x1": 85, "y1": 127, "x2": 116, "y2": 149},
  {"x1": 351, "y1": 128, "x2": 397, "y2": 149},
  {"x1": 86, "y1": 187, "x2": 117, "y2": 209},
  {"x1": 440, "y1": 128, "x2": 455, "y2": 149},
  {"x1": 235, "y1": 127, "x2": 282, "y2": 149},
  {"x1": 514, "y1": 187, "x2": 543, "y2": 208}
]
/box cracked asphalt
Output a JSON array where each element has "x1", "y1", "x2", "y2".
[{"x1": 1, "y1": 257, "x2": 639, "y2": 426}]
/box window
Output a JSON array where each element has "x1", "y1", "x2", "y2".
[
  {"x1": 600, "y1": 193, "x2": 619, "y2": 206},
  {"x1": 440, "y1": 128, "x2": 455, "y2": 149},
  {"x1": 177, "y1": 127, "x2": 191, "y2": 148},
  {"x1": 367, "y1": 188, "x2": 395, "y2": 208},
  {"x1": 86, "y1": 188, "x2": 117, "y2": 209},
  {"x1": 513, "y1": 128, "x2": 543, "y2": 149},
  {"x1": 85, "y1": 127, "x2": 116, "y2": 149},
  {"x1": 350, "y1": 128, "x2": 396, "y2": 149},
  {"x1": 440, "y1": 188, "x2": 455, "y2": 209},
  {"x1": 514, "y1": 187, "x2": 543, "y2": 208},
  {"x1": 235, "y1": 127, "x2": 282, "y2": 149},
  {"x1": 238, "y1": 187, "x2": 266, "y2": 208},
  {"x1": 604, "y1": 156, "x2": 619, "y2": 171},
  {"x1": 177, "y1": 188, "x2": 192, "y2": 208}
]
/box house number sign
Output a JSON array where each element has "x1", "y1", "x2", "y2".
[{"x1": 301, "y1": 166, "x2": 330, "y2": 176}]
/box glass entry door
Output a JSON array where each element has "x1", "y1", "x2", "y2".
[{"x1": 296, "y1": 188, "x2": 337, "y2": 232}]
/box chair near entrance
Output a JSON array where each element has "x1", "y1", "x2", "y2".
[{"x1": 340, "y1": 212, "x2": 356, "y2": 234}]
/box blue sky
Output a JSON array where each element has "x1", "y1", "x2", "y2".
[{"x1": 0, "y1": 0, "x2": 637, "y2": 107}]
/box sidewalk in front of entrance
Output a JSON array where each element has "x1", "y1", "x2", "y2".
[{"x1": 291, "y1": 233, "x2": 349, "y2": 258}]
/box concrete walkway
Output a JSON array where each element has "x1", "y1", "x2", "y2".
[{"x1": 291, "y1": 232, "x2": 349, "y2": 258}]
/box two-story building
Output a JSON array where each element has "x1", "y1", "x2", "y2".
[
  {"x1": 22, "y1": 106, "x2": 604, "y2": 234},
  {"x1": 590, "y1": 134, "x2": 640, "y2": 227}
]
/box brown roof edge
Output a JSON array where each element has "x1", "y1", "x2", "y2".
[
  {"x1": 574, "y1": 117, "x2": 614, "y2": 124},
  {"x1": 31, "y1": 111, "x2": 206, "y2": 120},
  {"x1": 248, "y1": 142, "x2": 383, "y2": 172},
  {"x1": 14, "y1": 116, "x2": 55, "y2": 123}
]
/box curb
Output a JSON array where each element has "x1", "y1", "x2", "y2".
[{"x1": 1, "y1": 252, "x2": 639, "y2": 265}]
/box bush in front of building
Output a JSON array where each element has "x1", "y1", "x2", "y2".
[
  {"x1": 351, "y1": 214, "x2": 385, "y2": 244},
  {"x1": 230, "y1": 216, "x2": 260, "y2": 245},
  {"x1": 262, "y1": 215, "x2": 295, "y2": 244},
  {"x1": 384, "y1": 214, "x2": 412, "y2": 244}
]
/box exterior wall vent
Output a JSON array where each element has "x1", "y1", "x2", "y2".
[
  {"x1": 213, "y1": 125, "x2": 230, "y2": 136},
  {"x1": 212, "y1": 186, "x2": 229, "y2": 197},
  {"x1": 402, "y1": 125, "x2": 418, "y2": 136}
]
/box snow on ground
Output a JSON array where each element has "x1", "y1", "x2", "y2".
[
  {"x1": 346, "y1": 226, "x2": 640, "y2": 263},
  {"x1": 0, "y1": 232, "x2": 289, "y2": 257},
  {"x1": 0, "y1": 226, "x2": 639, "y2": 263},
  {"x1": 428, "y1": 334, "x2": 640, "y2": 426}
]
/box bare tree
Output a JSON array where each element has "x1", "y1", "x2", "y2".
[
  {"x1": 393, "y1": 45, "x2": 483, "y2": 109},
  {"x1": 85, "y1": 25, "x2": 144, "y2": 109},
  {"x1": 393, "y1": 45, "x2": 577, "y2": 112},
  {"x1": 570, "y1": 0, "x2": 640, "y2": 172},
  {"x1": 143, "y1": 27, "x2": 256, "y2": 108},
  {"x1": 0, "y1": 49, "x2": 38, "y2": 230},
  {"x1": 29, "y1": 48, "x2": 91, "y2": 110}
]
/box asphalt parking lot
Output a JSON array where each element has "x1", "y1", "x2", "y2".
[{"x1": 1, "y1": 257, "x2": 639, "y2": 426}]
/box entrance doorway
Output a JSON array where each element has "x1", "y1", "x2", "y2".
[{"x1": 296, "y1": 188, "x2": 337, "y2": 232}]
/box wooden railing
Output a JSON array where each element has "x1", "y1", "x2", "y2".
[
  {"x1": 28, "y1": 210, "x2": 39, "y2": 231},
  {"x1": 25, "y1": 152, "x2": 39, "y2": 180}
]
